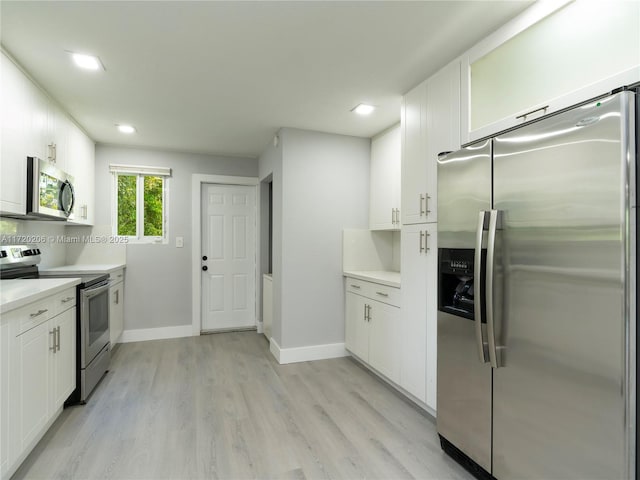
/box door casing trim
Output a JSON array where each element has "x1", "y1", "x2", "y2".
[{"x1": 191, "y1": 174, "x2": 259, "y2": 336}]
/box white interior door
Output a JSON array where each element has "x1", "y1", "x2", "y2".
[{"x1": 201, "y1": 184, "x2": 256, "y2": 331}]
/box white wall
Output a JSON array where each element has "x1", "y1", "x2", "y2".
[
  {"x1": 94, "y1": 145, "x2": 257, "y2": 331},
  {"x1": 278, "y1": 128, "x2": 370, "y2": 349},
  {"x1": 258, "y1": 132, "x2": 283, "y2": 345}
]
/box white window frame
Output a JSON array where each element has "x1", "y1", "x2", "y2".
[{"x1": 110, "y1": 165, "x2": 170, "y2": 244}]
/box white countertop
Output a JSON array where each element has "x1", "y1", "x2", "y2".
[
  {"x1": 1, "y1": 278, "x2": 81, "y2": 314},
  {"x1": 39, "y1": 263, "x2": 126, "y2": 275},
  {"x1": 343, "y1": 270, "x2": 401, "y2": 288}
]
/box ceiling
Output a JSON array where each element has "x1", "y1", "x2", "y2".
[{"x1": 1, "y1": 1, "x2": 532, "y2": 159}]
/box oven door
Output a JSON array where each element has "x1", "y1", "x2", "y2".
[{"x1": 81, "y1": 281, "x2": 110, "y2": 367}]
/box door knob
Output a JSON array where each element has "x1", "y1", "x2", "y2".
[
  {"x1": 202, "y1": 256, "x2": 208, "y2": 261},
  {"x1": 202, "y1": 266, "x2": 208, "y2": 271}
]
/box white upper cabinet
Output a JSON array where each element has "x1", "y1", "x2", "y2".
[
  {"x1": 0, "y1": 53, "x2": 29, "y2": 215},
  {"x1": 427, "y1": 61, "x2": 461, "y2": 168},
  {"x1": 47, "y1": 107, "x2": 70, "y2": 171},
  {"x1": 462, "y1": 0, "x2": 640, "y2": 144},
  {"x1": 402, "y1": 60, "x2": 460, "y2": 225},
  {"x1": 1, "y1": 50, "x2": 95, "y2": 222},
  {"x1": 401, "y1": 80, "x2": 427, "y2": 225},
  {"x1": 66, "y1": 123, "x2": 95, "y2": 225},
  {"x1": 369, "y1": 124, "x2": 401, "y2": 231}
]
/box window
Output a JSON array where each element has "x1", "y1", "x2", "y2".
[{"x1": 110, "y1": 164, "x2": 171, "y2": 242}]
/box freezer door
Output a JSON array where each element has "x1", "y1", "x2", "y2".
[
  {"x1": 437, "y1": 311, "x2": 492, "y2": 473},
  {"x1": 436, "y1": 140, "x2": 492, "y2": 471},
  {"x1": 492, "y1": 92, "x2": 635, "y2": 479},
  {"x1": 437, "y1": 140, "x2": 492, "y2": 249}
]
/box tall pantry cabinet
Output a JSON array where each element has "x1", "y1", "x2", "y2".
[{"x1": 400, "y1": 60, "x2": 460, "y2": 412}]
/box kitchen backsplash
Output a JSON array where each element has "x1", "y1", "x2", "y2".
[
  {"x1": 0, "y1": 218, "x2": 68, "y2": 268},
  {"x1": 65, "y1": 224, "x2": 126, "y2": 265},
  {"x1": 343, "y1": 228, "x2": 401, "y2": 272},
  {"x1": 0, "y1": 220, "x2": 126, "y2": 267}
]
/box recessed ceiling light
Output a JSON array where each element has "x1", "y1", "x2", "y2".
[
  {"x1": 70, "y1": 52, "x2": 103, "y2": 71},
  {"x1": 116, "y1": 124, "x2": 136, "y2": 134},
  {"x1": 351, "y1": 103, "x2": 375, "y2": 115}
]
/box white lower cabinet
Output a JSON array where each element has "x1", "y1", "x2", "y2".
[
  {"x1": 109, "y1": 282, "x2": 124, "y2": 346},
  {"x1": 109, "y1": 268, "x2": 125, "y2": 346},
  {"x1": 0, "y1": 321, "x2": 8, "y2": 478},
  {"x1": 14, "y1": 320, "x2": 50, "y2": 456},
  {"x1": 3, "y1": 287, "x2": 77, "y2": 479},
  {"x1": 367, "y1": 301, "x2": 402, "y2": 382},
  {"x1": 345, "y1": 280, "x2": 401, "y2": 384},
  {"x1": 345, "y1": 292, "x2": 370, "y2": 361},
  {"x1": 49, "y1": 308, "x2": 76, "y2": 410},
  {"x1": 400, "y1": 225, "x2": 438, "y2": 411}
]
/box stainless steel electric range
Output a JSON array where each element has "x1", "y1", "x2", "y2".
[{"x1": 0, "y1": 245, "x2": 110, "y2": 404}]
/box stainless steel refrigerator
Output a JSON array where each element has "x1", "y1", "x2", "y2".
[{"x1": 436, "y1": 89, "x2": 637, "y2": 479}]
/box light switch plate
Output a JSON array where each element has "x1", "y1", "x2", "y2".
[{"x1": 176, "y1": 236, "x2": 184, "y2": 248}]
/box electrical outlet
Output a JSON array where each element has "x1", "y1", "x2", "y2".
[{"x1": 176, "y1": 236, "x2": 184, "y2": 248}]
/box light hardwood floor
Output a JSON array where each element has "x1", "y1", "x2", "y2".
[{"x1": 13, "y1": 332, "x2": 474, "y2": 480}]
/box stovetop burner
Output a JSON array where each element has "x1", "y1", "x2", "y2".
[{"x1": 0, "y1": 245, "x2": 108, "y2": 287}]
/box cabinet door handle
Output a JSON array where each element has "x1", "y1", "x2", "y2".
[
  {"x1": 419, "y1": 230, "x2": 425, "y2": 253},
  {"x1": 391, "y1": 208, "x2": 394, "y2": 225},
  {"x1": 30, "y1": 309, "x2": 48, "y2": 318},
  {"x1": 425, "y1": 231, "x2": 431, "y2": 251},
  {"x1": 62, "y1": 296, "x2": 74, "y2": 303},
  {"x1": 363, "y1": 304, "x2": 367, "y2": 322},
  {"x1": 50, "y1": 329, "x2": 56, "y2": 351},
  {"x1": 115, "y1": 290, "x2": 119, "y2": 304},
  {"x1": 420, "y1": 194, "x2": 425, "y2": 216},
  {"x1": 82, "y1": 204, "x2": 88, "y2": 219},
  {"x1": 367, "y1": 304, "x2": 372, "y2": 322},
  {"x1": 376, "y1": 291, "x2": 389, "y2": 297},
  {"x1": 425, "y1": 194, "x2": 431, "y2": 216},
  {"x1": 516, "y1": 105, "x2": 549, "y2": 121},
  {"x1": 56, "y1": 326, "x2": 61, "y2": 352}
]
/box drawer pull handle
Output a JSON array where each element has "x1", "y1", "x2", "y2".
[
  {"x1": 30, "y1": 309, "x2": 48, "y2": 318},
  {"x1": 61, "y1": 296, "x2": 74, "y2": 303},
  {"x1": 117, "y1": 274, "x2": 123, "y2": 278},
  {"x1": 350, "y1": 284, "x2": 361, "y2": 289},
  {"x1": 376, "y1": 291, "x2": 389, "y2": 297}
]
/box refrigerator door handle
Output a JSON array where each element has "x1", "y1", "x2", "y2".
[
  {"x1": 486, "y1": 209, "x2": 500, "y2": 368},
  {"x1": 474, "y1": 211, "x2": 489, "y2": 363}
]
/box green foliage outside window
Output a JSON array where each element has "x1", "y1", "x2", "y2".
[
  {"x1": 144, "y1": 176, "x2": 163, "y2": 236},
  {"x1": 117, "y1": 175, "x2": 137, "y2": 236},
  {"x1": 117, "y1": 174, "x2": 164, "y2": 238}
]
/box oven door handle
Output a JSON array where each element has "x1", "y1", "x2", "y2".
[{"x1": 82, "y1": 282, "x2": 110, "y2": 299}]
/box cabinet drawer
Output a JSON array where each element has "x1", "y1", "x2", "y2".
[
  {"x1": 346, "y1": 278, "x2": 370, "y2": 296},
  {"x1": 53, "y1": 287, "x2": 76, "y2": 316},
  {"x1": 109, "y1": 269, "x2": 125, "y2": 284},
  {"x1": 13, "y1": 298, "x2": 53, "y2": 336},
  {"x1": 345, "y1": 277, "x2": 401, "y2": 307},
  {"x1": 369, "y1": 284, "x2": 401, "y2": 307}
]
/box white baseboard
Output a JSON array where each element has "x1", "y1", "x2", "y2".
[
  {"x1": 119, "y1": 325, "x2": 194, "y2": 343},
  {"x1": 257, "y1": 320, "x2": 264, "y2": 334},
  {"x1": 269, "y1": 338, "x2": 349, "y2": 364}
]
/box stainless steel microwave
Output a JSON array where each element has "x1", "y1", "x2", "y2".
[{"x1": 26, "y1": 156, "x2": 75, "y2": 220}]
